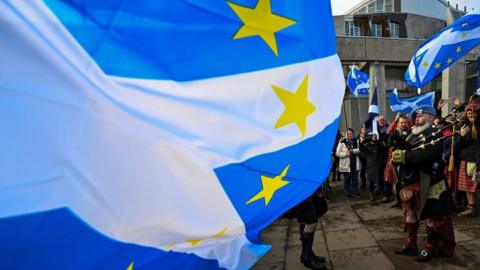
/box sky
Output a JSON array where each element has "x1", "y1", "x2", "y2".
[{"x1": 331, "y1": 0, "x2": 480, "y2": 15}]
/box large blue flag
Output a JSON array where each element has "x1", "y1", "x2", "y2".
[
  {"x1": 389, "y1": 88, "x2": 435, "y2": 114},
  {"x1": 405, "y1": 11, "x2": 480, "y2": 87},
  {"x1": 347, "y1": 66, "x2": 369, "y2": 96},
  {"x1": 0, "y1": 1, "x2": 345, "y2": 269}
]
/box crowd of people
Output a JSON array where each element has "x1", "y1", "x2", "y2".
[{"x1": 329, "y1": 100, "x2": 480, "y2": 263}]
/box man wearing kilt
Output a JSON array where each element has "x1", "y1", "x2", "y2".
[
  {"x1": 457, "y1": 103, "x2": 480, "y2": 217},
  {"x1": 392, "y1": 105, "x2": 456, "y2": 262},
  {"x1": 285, "y1": 185, "x2": 328, "y2": 270}
]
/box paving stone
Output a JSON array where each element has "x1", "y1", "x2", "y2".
[
  {"x1": 329, "y1": 247, "x2": 395, "y2": 270},
  {"x1": 325, "y1": 227, "x2": 377, "y2": 251},
  {"x1": 321, "y1": 205, "x2": 364, "y2": 232},
  {"x1": 459, "y1": 239, "x2": 480, "y2": 263},
  {"x1": 255, "y1": 244, "x2": 285, "y2": 265},
  {"x1": 261, "y1": 225, "x2": 288, "y2": 243},
  {"x1": 455, "y1": 229, "x2": 474, "y2": 243},
  {"x1": 364, "y1": 216, "x2": 405, "y2": 240},
  {"x1": 251, "y1": 263, "x2": 284, "y2": 270},
  {"x1": 352, "y1": 202, "x2": 403, "y2": 222}
]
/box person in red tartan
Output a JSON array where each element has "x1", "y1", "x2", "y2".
[
  {"x1": 392, "y1": 105, "x2": 456, "y2": 262},
  {"x1": 456, "y1": 103, "x2": 480, "y2": 217}
]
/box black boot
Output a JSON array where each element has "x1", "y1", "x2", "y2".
[
  {"x1": 394, "y1": 222, "x2": 418, "y2": 256},
  {"x1": 416, "y1": 227, "x2": 435, "y2": 262},
  {"x1": 299, "y1": 226, "x2": 326, "y2": 264},
  {"x1": 301, "y1": 232, "x2": 326, "y2": 270}
]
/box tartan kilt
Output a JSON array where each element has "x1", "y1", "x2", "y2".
[
  {"x1": 458, "y1": 160, "x2": 478, "y2": 192},
  {"x1": 445, "y1": 167, "x2": 458, "y2": 193}
]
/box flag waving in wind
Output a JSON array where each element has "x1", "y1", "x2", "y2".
[
  {"x1": 405, "y1": 11, "x2": 480, "y2": 88},
  {"x1": 0, "y1": 1, "x2": 345, "y2": 269},
  {"x1": 390, "y1": 89, "x2": 436, "y2": 114},
  {"x1": 365, "y1": 86, "x2": 379, "y2": 136},
  {"x1": 347, "y1": 66, "x2": 370, "y2": 96}
]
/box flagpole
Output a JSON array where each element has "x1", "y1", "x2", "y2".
[{"x1": 356, "y1": 94, "x2": 362, "y2": 131}]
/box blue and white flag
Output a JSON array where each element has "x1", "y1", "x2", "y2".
[
  {"x1": 365, "y1": 86, "x2": 379, "y2": 136},
  {"x1": 389, "y1": 89, "x2": 435, "y2": 114},
  {"x1": 0, "y1": 1, "x2": 344, "y2": 269},
  {"x1": 347, "y1": 66, "x2": 370, "y2": 96},
  {"x1": 405, "y1": 11, "x2": 480, "y2": 88}
]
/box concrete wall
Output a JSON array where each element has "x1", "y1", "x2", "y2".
[
  {"x1": 405, "y1": 13, "x2": 445, "y2": 39},
  {"x1": 336, "y1": 36, "x2": 423, "y2": 62},
  {"x1": 333, "y1": 16, "x2": 345, "y2": 37},
  {"x1": 401, "y1": 0, "x2": 449, "y2": 21}
]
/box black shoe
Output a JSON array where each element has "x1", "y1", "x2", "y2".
[
  {"x1": 353, "y1": 193, "x2": 361, "y2": 198},
  {"x1": 301, "y1": 253, "x2": 326, "y2": 264},
  {"x1": 415, "y1": 248, "x2": 434, "y2": 262},
  {"x1": 301, "y1": 256, "x2": 327, "y2": 270},
  {"x1": 394, "y1": 244, "x2": 418, "y2": 256}
]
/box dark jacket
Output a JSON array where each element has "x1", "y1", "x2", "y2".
[{"x1": 458, "y1": 122, "x2": 480, "y2": 162}]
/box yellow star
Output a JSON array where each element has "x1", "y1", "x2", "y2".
[
  {"x1": 422, "y1": 61, "x2": 429, "y2": 68},
  {"x1": 246, "y1": 165, "x2": 290, "y2": 206},
  {"x1": 185, "y1": 227, "x2": 229, "y2": 247},
  {"x1": 211, "y1": 226, "x2": 228, "y2": 238},
  {"x1": 434, "y1": 63, "x2": 441, "y2": 69},
  {"x1": 456, "y1": 46, "x2": 462, "y2": 53},
  {"x1": 227, "y1": 0, "x2": 296, "y2": 56},
  {"x1": 126, "y1": 262, "x2": 134, "y2": 270},
  {"x1": 186, "y1": 238, "x2": 202, "y2": 247},
  {"x1": 164, "y1": 243, "x2": 176, "y2": 250},
  {"x1": 447, "y1": 57, "x2": 453, "y2": 64},
  {"x1": 462, "y1": 22, "x2": 469, "y2": 27},
  {"x1": 272, "y1": 75, "x2": 316, "y2": 137},
  {"x1": 461, "y1": 32, "x2": 467, "y2": 38}
]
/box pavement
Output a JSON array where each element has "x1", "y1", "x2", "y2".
[{"x1": 252, "y1": 178, "x2": 480, "y2": 270}]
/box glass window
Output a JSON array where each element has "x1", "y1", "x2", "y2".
[
  {"x1": 385, "y1": 0, "x2": 393, "y2": 12},
  {"x1": 368, "y1": 2, "x2": 376, "y2": 13},
  {"x1": 371, "y1": 23, "x2": 382, "y2": 37},
  {"x1": 376, "y1": 0, "x2": 384, "y2": 12},
  {"x1": 389, "y1": 22, "x2": 399, "y2": 37},
  {"x1": 358, "y1": 7, "x2": 367, "y2": 14},
  {"x1": 345, "y1": 21, "x2": 361, "y2": 36}
]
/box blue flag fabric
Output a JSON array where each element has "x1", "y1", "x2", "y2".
[
  {"x1": 389, "y1": 89, "x2": 435, "y2": 114},
  {"x1": 364, "y1": 86, "x2": 379, "y2": 136},
  {"x1": 347, "y1": 66, "x2": 369, "y2": 96},
  {"x1": 405, "y1": 11, "x2": 480, "y2": 88},
  {"x1": 0, "y1": 1, "x2": 345, "y2": 269}
]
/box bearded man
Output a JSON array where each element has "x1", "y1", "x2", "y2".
[{"x1": 392, "y1": 105, "x2": 456, "y2": 262}]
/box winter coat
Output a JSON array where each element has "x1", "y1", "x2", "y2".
[{"x1": 336, "y1": 138, "x2": 362, "y2": 173}]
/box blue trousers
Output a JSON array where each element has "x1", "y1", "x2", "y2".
[{"x1": 343, "y1": 171, "x2": 358, "y2": 195}]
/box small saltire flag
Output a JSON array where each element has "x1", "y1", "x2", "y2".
[
  {"x1": 347, "y1": 66, "x2": 370, "y2": 96},
  {"x1": 389, "y1": 88, "x2": 435, "y2": 114},
  {"x1": 365, "y1": 86, "x2": 379, "y2": 136},
  {"x1": 405, "y1": 11, "x2": 480, "y2": 88},
  {"x1": 0, "y1": 1, "x2": 345, "y2": 270}
]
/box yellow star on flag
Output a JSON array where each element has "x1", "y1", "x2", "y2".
[
  {"x1": 456, "y1": 46, "x2": 462, "y2": 53},
  {"x1": 422, "y1": 61, "x2": 429, "y2": 68},
  {"x1": 272, "y1": 75, "x2": 316, "y2": 137},
  {"x1": 461, "y1": 32, "x2": 467, "y2": 39},
  {"x1": 246, "y1": 165, "x2": 290, "y2": 206},
  {"x1": 434, "y1": 63, "x2": 441, "y2": 69},
  {"x1": 462, "y1": 22, "x2": 469, "y2": 27},
  {"x1": 227, "y1": 0, "x2": 296, "y2": 56},
  {"x1": 126, "y1": 262, "x2": 134, "y2": 270},
  {"x1": 447, "y1": 57, "x2": 453, "y2": 64}
]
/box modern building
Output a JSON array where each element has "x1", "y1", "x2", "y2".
[{"x1": 335, "y1": 0, "x2": 480, "y2": 131}]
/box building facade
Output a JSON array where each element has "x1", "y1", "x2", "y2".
[{"x1": 335, "y1": 0, "x2": 479, "y2": 132}]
